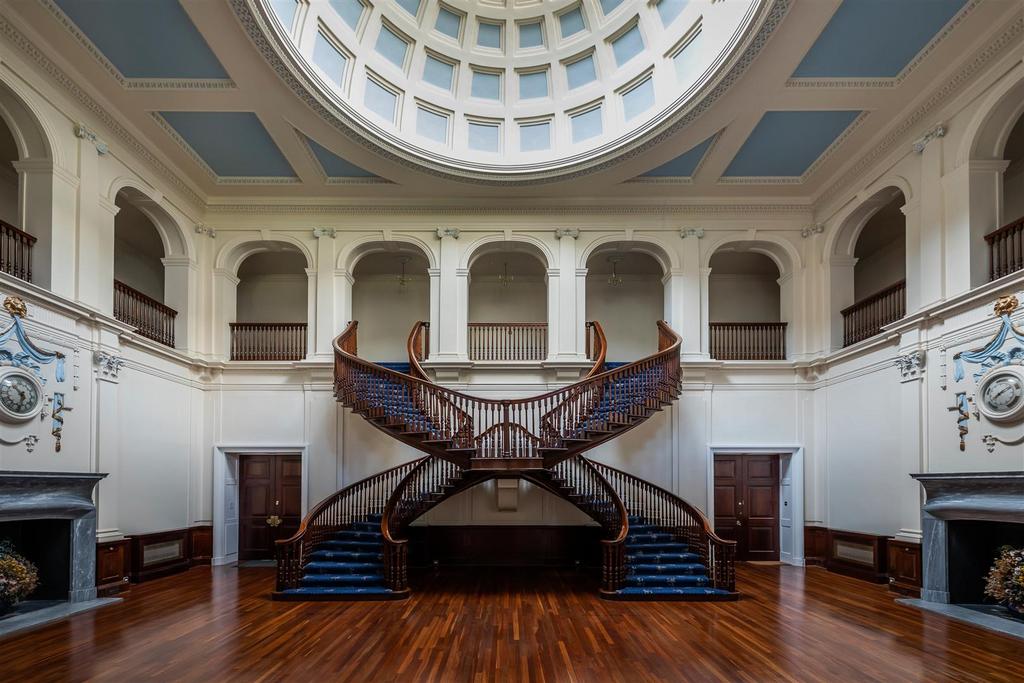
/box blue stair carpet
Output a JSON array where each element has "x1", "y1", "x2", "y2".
[
  {"x1": 613, "y1": 519, "x2": 732, "y2": 599},
  {"x1": 280, "y1": 515, "x2": 397, "y2": 599}
]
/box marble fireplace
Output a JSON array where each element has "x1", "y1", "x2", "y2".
[
  {"x1": 909, "y1": 472, "x2": 1024, "y2": 637},
  {"x1": 0, "y1": 471, "x2": 116, "y2": 637}
]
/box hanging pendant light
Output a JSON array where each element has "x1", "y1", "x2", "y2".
[
  {"x1": 396, "y1": 256, "x2": 411, "y2": 289},
  {"x1": 607, "y1": 255, "x2": 624, "y2": 286},
  {"x1": 497, "y1": 261, "x2": 514, "y2": 287}
]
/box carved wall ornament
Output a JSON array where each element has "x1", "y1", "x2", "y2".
[
  {"x1": 73, "y1": 122, "x2": 108, "y2": 155},
  {"x1": 947, "y1": 392, "x2": 970, "y2": 452},
  {"x1": 3, "y1": 296, "x2": 27, "y2": 318},
  {"x1": 553, "y1": 228, "x2": 580, "y2": 240},
  {"x1": 911, "y1": 123, "x2": 946, "y2": 153},
  {"x1": 894, "y1": 350, "x2": 925, "y2": 381},
  {"x1": 51, "y1": 392, "x2": 70, "y2": 452},
  {"x1": 994, "y1": 295, "x2": 1019, "y2": 316},
  {"x1": 680, "y1": 228, "x2": 705, "y2": 239},
  {"x1": 194, "y1": 225, "x2": 217, "y2": 238},
  {"x1": 0, "y1": 434, "x2": 38, "y2": 453},
  {"x1": 800, "y1": 224, "x2": 825, "y2": 238},
  {"x1": 313, "y1": 228, "x2": 337, "y2": 238},
  {"x1": 436, "y1": 228, "x2": 461, "y2": 240},
  {"x1": 94, "y1": 351, "x2": 125, "y2": 379},
  {"x1": 982, "y1": 433, "x2": 1024, "y2": 454}
]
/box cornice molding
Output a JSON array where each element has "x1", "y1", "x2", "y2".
[
  {"x1": 203, "y1": 203, "x2": 813, "y2": 216},
  {"x1": 817, "y1": 14, "x2": 1024, "y2": 205},
  {"x1": 0, "y1": 15, "x2": 206, "y2": 208}
]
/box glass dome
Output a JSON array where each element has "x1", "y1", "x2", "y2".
[{"x1": 248, "y1": 0, "x2": 774, "y2": 183}]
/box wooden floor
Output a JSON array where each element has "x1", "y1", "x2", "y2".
[{"x1": 0, "y1": 564, "x2": 1021, "y2": 682}]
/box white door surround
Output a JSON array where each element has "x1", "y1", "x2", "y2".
[
  {"x1": 212, "y1": 444, "x2": 309, "y2": 566},
  {"x1": 706, "y1": 445, "x2": 805, "y2": 566}
]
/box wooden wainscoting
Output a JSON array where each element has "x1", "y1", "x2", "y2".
[
  {"x1": 887, "y1": 539, "x2": 922, "y2": 597},
  {"x1": 803, "y1": 526, "x2": 829, "y2": 567},
  {"x1": 129, "y1": 530, "x2": 191, "y2": 583},
  {"x1": 96, "y1": 538, "x2": 131, "y2": 597},
  {"x1": 189, "y1": 525, "x2": 213, "y2": 566},
  {"x1": 406, "y1": 526, "x2": 603, "y2": 568}
]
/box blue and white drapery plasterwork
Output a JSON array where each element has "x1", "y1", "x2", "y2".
[
  {"x1": 952, "y1": 313, "x2": 1024, "y2": 383},
  {"x1": 0, "y1": 314, "x2": 65, "y2": 382}
]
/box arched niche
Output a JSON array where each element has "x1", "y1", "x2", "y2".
[
  {"x1": 351, "y1": 246, "x2": 430, "y2": 362},
  {"x1": 956, "y1": 71, "x2": 1024, "y2": 287},
  {"x1": 0, "y1": 79, "x2": 59, "y2": 289},
  {"x1": 584, "y1": 245, "x2": 666, "y2": 362},
  {"x1": 704, "y1": 238, "x2": 795, "y2": 360},
  {"x1": 827, "y1": 186, "x2": 908, "y2": 348},
  {"x1": 214, "y1": 239, "x2": 313, "y2": 360}
]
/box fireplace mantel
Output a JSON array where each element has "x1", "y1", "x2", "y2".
[{"x1": 911, "y1": 471, "x2": 1024, "y2": 604}]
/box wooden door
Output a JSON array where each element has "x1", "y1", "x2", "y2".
[
  {"x1": 238, "y1": 454, "x2": 302, "y2": 561},
  {"x1": 713, "y1": 454, "x2": 779, "y2": 561}
]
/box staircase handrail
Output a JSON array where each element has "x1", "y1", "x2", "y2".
[
  {"x1": 583, "y1": 320, "x2": 608, "y2": 379},
  {"x1": 274, "y1": 456, "x2": 426, "y2": 591},
  {"x1": 406, "y1": 320, "x2": 430, "y2": 381},
  {"x1": 333, "y1": 320, "x2": 680, "y2": 459},
  {"x1": 587, "y1": 458, "x2": 737, "y2": 592}
]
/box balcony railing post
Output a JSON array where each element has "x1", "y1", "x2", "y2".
[
  {"x1": 0, "y1": 219, "x2": 37, "y2": 283},
  {"x1": 708, "y1": 322, "x2": 787, "y2": 360},
  {"x1": 113, "y1": 280, "x2": 177, "y2": 348},
  {"x1": 840, "y1": 279, "x2": 907, "y2": 347},
  {"x1": 229, "y1": 322, "x2": 308, "y2": 361}
]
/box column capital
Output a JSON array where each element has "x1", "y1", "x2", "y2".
[
  {"x1": 800, "y1": 224, "x2": 824, "y2": 238},
  {"x1": 313, "y1": 228, "x2": 336, "y2": 238},
  {"x1": 74, "y1": 122, "x2": 109, "y2": 155},
  {"x1": 911, "y1": 123, "x2": 946, "y2": 154},
  {"x1": 436, "y1": 228, "x2": 461, "y2": 240},
  {"x1": 680, "y1": 228, "x2": 705, "y2": 239},
  {"x1": 554, "y1": 228, "x2": 580, "y2": 240}
]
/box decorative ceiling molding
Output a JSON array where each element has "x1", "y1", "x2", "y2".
[
  {"x1": 816, "y1": 14, "x2": 1024, "y2": 206},
  {"x1": 228, "y1": 0, "x2": 792, "y2": 186},
  {"x1": 202, "y1": 203, "x2": 813, "y2": 217},
  {"x1": 0, "y1": 15, "x2": 206, "y2": 208}
]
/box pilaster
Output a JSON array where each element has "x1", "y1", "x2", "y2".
[{"x1": 313, "y1": 229, "x2": 337, "y2": 358}]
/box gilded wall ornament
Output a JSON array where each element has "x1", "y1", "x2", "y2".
[
  {"x1": 3, "y1": 296, "x2": 27, "y2": 318},
  {"x1": 994, "y1": 295, "x2": 1019, "y2": 317}
]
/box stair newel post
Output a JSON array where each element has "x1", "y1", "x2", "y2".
[{"x1": 501, "y1": 401, "x2": 511, "y2": 458}]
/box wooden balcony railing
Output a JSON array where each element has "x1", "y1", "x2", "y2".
[
  {"x1": 709, "y1": 322, "x2": 787, "y2": 360},
  {"x1": 113, "y1": 280, "x2": 177, "y2": 348},
  {"x1": 985, "y1": 216, "x2": 1024, "y2": 281},
  {"x1": 467, "y1": 322, "x2": 547, "y2": 361},
  {"x1": 230, "y1": 322, "x2": 307, "y2": 361},
  {"x1": 840, "y1": 279, "x2": 906, "y2": 347},
  {"x1": 0, "y1": 219, "x2": 36, "y2": 283}
]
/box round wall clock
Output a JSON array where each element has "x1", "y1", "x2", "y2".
[
  {"x1": 0, "y1": 368, "x2": 44, "y2": 422},
  {"x1": 977, "y1": 366, "x2": 1024, "y2": 423}
]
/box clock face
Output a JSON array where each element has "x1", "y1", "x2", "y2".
[
  {"x1": 983, "y1": 375, "x2": 1023, "y2": 412},
  {"x1": 0, "y1": 372, "x2": 40, "y2": 417}
]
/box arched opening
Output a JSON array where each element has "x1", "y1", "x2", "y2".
[
  {"x1": 352, "y1": 247, "x2": 430, "y2": 364},
  {"x1": 467, "y1": 245, "x2": 548, "y2": 361},
  {"x1": 842, "y1": 190, "x2": 907, "y2": 347},
  {"x1": 232, "y1": 244, "x2": 309, "y2": 361},
  {"x1": 987, "y1": 112, "x2": 1024, "y2": 280},
  {"x1": 112, "y1": 190, "x2": 178, "y2": 347},
  {"x1": 585, "y1": 249, "x2": 665, "y2": 363},
  {"x1": 707, "y1": 249, "x2": 787, "y2": 360},
  {"x1": 0, "y1": 82, "x2": 54, "y2": 288}
]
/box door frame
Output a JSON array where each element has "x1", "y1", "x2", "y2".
[
  {"x1": 706, "y1": 445, "x2": 804, "y2": 566},
  {"x1": 212, "y1": 444, "x2": 308, "y2": 566}
]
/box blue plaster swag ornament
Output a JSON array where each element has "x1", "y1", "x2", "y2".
[
  {"x1": 953, "y1": 295, "x2": 1024, "y2": 383},
  {"x1": 0, "y1": 296, "x2": 67, "y2": 451}
]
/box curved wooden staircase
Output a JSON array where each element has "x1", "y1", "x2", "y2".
[{"x1": 274, "y1": 321, "x2": 736, "y2": 601}]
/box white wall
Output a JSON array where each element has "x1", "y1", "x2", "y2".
[
  {"x1": 468, "y1": 276, "x2": 547, "y2": 322},
  {"x1": 236, "y1": 274, "x2": 307, "y2": 323},
  {"x1": 709, "y1": 274, "x2": 781, "y2": 322},
  {"x1": 1005, "y1": 163, "x2": 1024, "y2": 225},
  {"x1": 0, "y1": 168, "x2": 16, "y2": 226},
  {"x1": 854, "y1": 238, "x2": 906, "y2": 300},
  {"x1": 352, "y1": 275, "x2": 429, "y2": 361},
  {"x1": 586, "y1": 275, "x2": 662, "y2": 361}
]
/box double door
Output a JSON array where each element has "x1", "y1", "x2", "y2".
[
  {"x1": 713, "y1": 454, "x2": 780, "y2": 561},
  {"x1": 238, "y1": 454, "x2": 302, "y2": 561}
]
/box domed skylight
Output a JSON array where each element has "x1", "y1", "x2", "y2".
[{"x1": 255, "y1": 0, "x2": 771, "y2": 182}]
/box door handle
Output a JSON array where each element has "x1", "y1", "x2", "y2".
[
  {"x1": 736, "y1": 519, "x2": 743, "y2": 526},
  {"x1": 267, "y1": 515, "x2": 282, "y2": 527}
]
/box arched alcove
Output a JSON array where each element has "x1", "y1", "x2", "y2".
[
  {"x1": 585, "y1": 249, "x2": 664, "y2": 362},
  {"x1": 706, "y1": 246, "x2": 787, "y2": 360},
  {"x1": 467, "y1": 243, "x2": 549, "y2": 361},
  {"x1": 352, "y1": 247, "x2": 430, "y2": 363},
  {"x1": 853, "y1": 192, "x2": 907, "y2": 301},
  {"x1": 231, "y1": 244, "x2": 310, "y2": 360},
  {"x1": 0, "y1": 81, "x2": 57, "y2": 289}
]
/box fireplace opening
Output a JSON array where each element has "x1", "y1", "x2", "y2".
[
  {"x1": 0, "y1": 519, "x2": 71, "y2": 611},
  {"x1": 948, "y1": 520, "x2": 1024, "y2": 605}
]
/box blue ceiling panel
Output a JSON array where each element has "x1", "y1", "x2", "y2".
[
  {"x1": 160, "y1": 112, "x2": 295, "y2": 177},
  {"x1": 792, "y1": 0, "x2": 967, "y2": 78},
  {"x1": 53, "y1": 0, "x2": 227, "y2": 79},
  {"x1": 305, "y1": 136, "x2": 376, "y2": 177},
  {"x1": 642, "y1": 134, "x2": 715, "y2": 177},
  {"x1": 723, "y1": 111, "x2": 860, "y2": 177}
]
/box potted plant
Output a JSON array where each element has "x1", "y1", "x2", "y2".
[
  {"x1": 0, "y1": 541, "x2": 39, "y2": 614},
  {"x1": 984, "y1": 546, "x2": 1024, "y2": 617}
]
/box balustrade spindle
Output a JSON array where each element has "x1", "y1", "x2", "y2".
[
  {"x1": 229, "y1": 322, "x2": 307, "y2": 361},
  {"x1": 113, "y1": 280, "x2": 177, "y2": 348},
  {"x1": 708, "y1": 322, "x2": 787, "y2": 360},
  {"x1": 840, "y1": 280, "x2": 907, "y2": 347},
  {"x1": 467, "y1": 322, "x2": 548, "y2": 361},
  {"x1": 985, "y1": 217, "x2": 1024, "y2": 281},
  {"x1": 0, "y1": 219, "x2": 36, "y2": 283}
]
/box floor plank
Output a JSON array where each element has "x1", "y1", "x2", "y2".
[{"x1": 0, "y1": 564, "x2": 1021, "y2": 682}]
